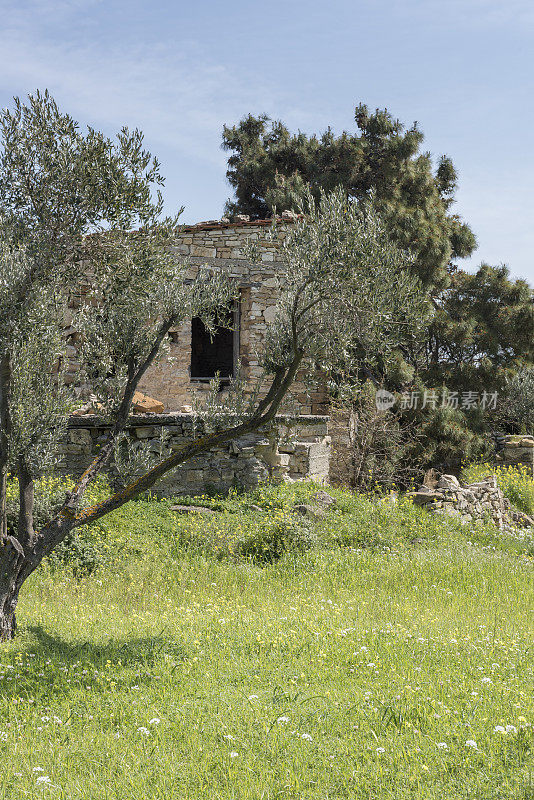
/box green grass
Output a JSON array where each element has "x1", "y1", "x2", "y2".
[{"x1": 1, "y1": 480, "x2": 533, "y2": 798}]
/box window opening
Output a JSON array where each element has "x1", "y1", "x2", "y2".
[{"x1": 190, "y1": 299, "x2": 239, "y2": 381}]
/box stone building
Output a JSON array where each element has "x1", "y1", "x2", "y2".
[
  {"x1": 61, "y1": 216, "x2": 332, "y2": 494},
  {"x1": 136, "y1": 216, "x2": 327, "y2": 415}
]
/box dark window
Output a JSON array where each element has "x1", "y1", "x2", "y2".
[{"x1": 190, "y1": 302, "x2": 238, "y2": 380}]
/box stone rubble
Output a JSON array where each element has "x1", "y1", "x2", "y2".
[
  {"x1": 494, "y1": 434, "x2": 534, "y2": 475},
  {"x1": 411, "y1": 473, "x2": 534, "y2": 530}
]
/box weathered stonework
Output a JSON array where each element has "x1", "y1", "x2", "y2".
[
  {"x1": 61, "y1": 217, "x2": 333, "y2": 492},
  {"x1": 64, "y1": 218, "x2": 327, "y2": 417},
  {"x1": 494, "y1": 434, "x2": 534, "y2": 476},
  {"x1": 60, "y1": 413, "x2": 331, "y2": 496},
  {"x1": 411, "y1": 473, "x2": 534, "y2": 530}
]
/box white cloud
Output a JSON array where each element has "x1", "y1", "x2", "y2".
[{"x1": 0, "y1": 2, "x2": 285, "y2": 167}]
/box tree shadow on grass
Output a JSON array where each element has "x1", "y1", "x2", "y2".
[
  {"x1": 0, "y1": 625, "x2": 189, "y2": 701},
  {"x1": 22, "y1": 624, "x2": 188, "y2": 666}
]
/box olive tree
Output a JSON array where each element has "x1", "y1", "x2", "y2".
[{"x1": 0, "y1": 93, "x2": 429, "y2": 640}]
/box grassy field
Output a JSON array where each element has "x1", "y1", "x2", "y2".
[{"x1": 1, "y1": 478, "x2": 533, "y2": 799}]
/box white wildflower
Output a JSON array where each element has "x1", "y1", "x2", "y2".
[
  {"x1": 494, "y1": 726, "x2": 506, "y2": 734},
  {"x1": 436, "y1": 742, "x2": 448, "y2": 749},
  {"x1": 277, "y1": 716, "x2": 290, "y2": 724},
  {"x1": 148, "y1": 718, "x2": 160, "y2": 726},
  {"x1": 301, "y1": 733, "x2": 312, "y2": 741},
  {"x1": 505, "y1": 725, "x2": 517, "y2": 734},
  {"x1": 229, "y1": 751, "x2": 239, "y2": 758},
  {"x1": 137, "y1": 726, "x2": 150, "y2": 736},
  {"x1": 376, "y1": 747, "x2": 385, "y2": 753},
  {"x1": 465, "y1": 739, "x2": 478, "y2": 749}
]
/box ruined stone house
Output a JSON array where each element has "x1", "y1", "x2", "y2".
[
  {"x1": 62, "y1": 216, "x2": 332, "y2": 494},
  {"x1": 136, "y1": 216, "x2": 328, "y2": 415}
]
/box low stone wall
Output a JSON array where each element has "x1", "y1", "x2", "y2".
[
  {"x1": 411, "y1": 474, "x2": 533, "y2": 530},
  {"x1": 494, "y1": 434, "x2": 534, "y2": 475},
  {"x1": 60, "y1": 413, "x2": 330, "y2": 496}
]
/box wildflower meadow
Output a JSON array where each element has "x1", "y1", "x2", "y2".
[{"x1": 0, "y1": 475, "x2": 533, "y2": 798}]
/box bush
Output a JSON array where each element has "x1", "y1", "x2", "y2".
[
  {"x1": 329, "y1": 382, "x2": 421, "y2": 491},
  {"x1": 498, "y1": 367, "x2": 534, "y2": 433},
  {"x1": 174, "y1": 502, "x2": 317, "y2": 565},
  {"x1": 6, "y1": 474, "x2": 114, "y2": 575}
]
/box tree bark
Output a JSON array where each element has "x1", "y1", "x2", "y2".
[
  {"x1": 0, "y1": 351, "x2": 12, "y2": 541},
  {"x1": 0, "y1": 541, "x2": 25, "y2": 640}
]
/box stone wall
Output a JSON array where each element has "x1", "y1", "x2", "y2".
[
  {"x1": 61, "y1": 413, "x2": 330, "y2": 496},
  {"x1": 411, "y1": 473, "x2": 533, "y2": 530},
  {"x1": 64, "y1": 217, "x2": 327, "y2": 416},
  {"x1": 494, "y1": 434, "x2": 534, "y2": 475}
]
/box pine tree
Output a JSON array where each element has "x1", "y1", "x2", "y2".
[{"x1": 222, "y1": 105, "x2": 476, "y2": 289}]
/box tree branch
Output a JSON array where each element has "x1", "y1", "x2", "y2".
[
  {"x1": 69, "y1": 350, "x2": 304, "y2": 528},
  {"x1": 64, "y1": 314, "x2": 177, "y2": 511}
]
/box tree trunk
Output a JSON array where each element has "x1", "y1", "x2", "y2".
[
  {"x1": 0, "y1": 351, "x2": 304, "y2": 642},
  {"x1": 0, "y1": 350, "x2": 12, "y2": 542},
  {"x1": 0, "y1": 467, "x2": 7, "y2": 540},
  {"x1": 0, "y1": 545, "x2": 24, "y2": 641}
]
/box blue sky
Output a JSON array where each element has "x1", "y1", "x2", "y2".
[{"x1": 0, "y1": 0, "x2": 532, "y2": 284}]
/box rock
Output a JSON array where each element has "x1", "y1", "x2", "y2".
[
  {"x1": 71, "y1": 402, "x2": 95, "y2": 416},
  {"x1": 422, "y1": 468, "x2": 439, "y2": 489},
  {"x1": 263, "y1": 305, "x2": 278, "y2": 324},
  {"x1": 311, "y1": 490, "x2": 336, "y2": 507},
  {"x1": 292, "y1": 504, "x2": 326, "y2": 520},
  {"x1": 415, "y1": 484, "x2": 434, "y2": 494},
  {"x1": 171, "y1": 505, "x2": 216, "y2": 516},
  {"x1": 135, "y1": 427, "x2": 155, "y2": 439},
  {"x1": 132, "y1": 391, "x2": 164, "y2": 414},
  {"x1": 437, "y1": 474, "x2": 460, "y2": 490},
  {"x1": 511, "y1": 510, "x2": 534, "y2": 528},
  {"x1": 411, "y1": 490, "x2": 442, "y2": 505}
]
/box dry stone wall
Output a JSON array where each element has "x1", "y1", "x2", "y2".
[
  {"x1": 494, "y1": 434, "x2": 534, "y2": 475},
  {"x1": 411, "y1": 473, "x2": 534, "y2": 530},
  {"x1": 61, "y1": 413, "x2": 330, "y2": 496}
]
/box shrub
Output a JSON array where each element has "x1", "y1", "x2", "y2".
[
  {"x1": 174, "y1": 504, "x2": 317, "y2": 565},
  {"x1": 6, "y1": 474, "x2": 113, "y2": 575},
  {"x1": 498, "y1": 367, "x2": 534, "y2": 433}
]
